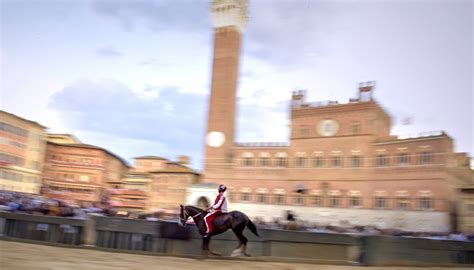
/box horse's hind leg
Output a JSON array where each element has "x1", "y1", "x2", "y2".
[{"x1": 232, "y1": 228, "x2": 250, "y2": 257}]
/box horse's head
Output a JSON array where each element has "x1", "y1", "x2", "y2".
[{"x1": 178, "y1": 204, "x2": 188, "y2": 227}]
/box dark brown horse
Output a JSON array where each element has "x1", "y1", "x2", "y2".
[{"x1": 179, "y1": 205, "x2": 259, "y2": 256}]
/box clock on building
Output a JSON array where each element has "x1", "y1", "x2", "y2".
[
  {"x1": 206, "y1": 131, "x2": 225, "y2": 147},
  {"x1": 317, "y1": 119, "x2": 339, "y2": 136}
]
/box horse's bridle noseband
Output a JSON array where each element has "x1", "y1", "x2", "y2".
[{"x1": 180, "y1": 206, "x2": 204, "y2": 225}]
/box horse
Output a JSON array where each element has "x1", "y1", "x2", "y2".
[{"x1": 178, "y1": 205, "x2": 259, "y2": 257}]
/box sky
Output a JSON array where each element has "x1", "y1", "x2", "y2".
[{"x1": 1, "y1": 0, "x2": 472, "y2": 169}]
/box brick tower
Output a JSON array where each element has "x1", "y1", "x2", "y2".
[{"x1": 204, "y1": 0, "x2": 248, "y2": 179}]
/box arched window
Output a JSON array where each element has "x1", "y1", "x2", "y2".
[
  {"x1": 397, "y1": 153, "x2": 410, "y2": 166},
  {"x1": 417, "y1": 190, "x2": 433, "y2": 210},
  {"x1": 310, "y1": 190, "x2": 322, "y2": 206},
  {"x1": 275, "y1": 152, "x2": 288, "y2": 167},
  {"x1": 348, "y1": 190, "x2": 362, "y2": 207},
  {"x1": 375, "y1": 154, "x2": 389, "y2": 167},
  {"x1": 299, "y1": 125, "x2": 310, "y2": 136},
  {"x1": 312, "y1": 152, "x2": 325, "y2": 168},
  {"x1": 273, "y1": 188, "x2": 286, "y2": 205},
  {"x1": 419, "y1": 152, "x2": 433, "y2": 164},
  {"x1": 373, "y1": 190, "x2": 388, "y2": 209},
  {"x1": 256, "y1": 188, "x2": 268, "y2": 204},
  {"x1": 351, "y1": 156, "x2": 362, "y2": 167},
  {"x1": 395, "y1": 190, "x2": 410, "y2": 210},
  {"x1": 241, "y1": 153, "x2": 254, "y2": 167},
  {"x1": 240, "y1": 187, "x2": 252, "y2": 203},
  {"x1": 295, "y1": 152, "x2": 307, "y2": 168},
  {"x1": 259, "y1": 152, "x2": 271, "y2": 167},
  {"x1": 351, "y1": 122, "x2": 361, "y2": 134},
  {"x1": 331, "y1": 156, "x2": 342, "y2": 167},
  {"x1": 329, "y1": 190, "x2": 342, "y2": 208}
]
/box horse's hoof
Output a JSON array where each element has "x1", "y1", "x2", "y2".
[
  {"x1": 230, "y1": 250, "x2": 241, "y2": 257},
  {"x1": 243, "y1": 252, "x2": 251, "y2": 257},
  {"x1": 210, "y1": 251, "x2": 221, "y2": 256}
]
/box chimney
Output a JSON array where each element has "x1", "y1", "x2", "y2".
[
  {"x1": 178, "y1": 155, "x2": 190, "y2": 166},
  {"x1": 291, "y1": 90, "x2": 306, "y2": 108},
  {"x1": 358, "y1": 81, "x2": 375, "y2": 101}
]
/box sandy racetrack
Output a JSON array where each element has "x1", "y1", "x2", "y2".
[{"x1": 0, "y1": 240, "x2": 466, "y2": 270}]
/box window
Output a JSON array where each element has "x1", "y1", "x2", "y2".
[
  {"x1": 397, "y1": 198, "x2": 410, "y2": 210},
  {"x1": 351, "y1": 156, "x2": 362, "y2": 167},
  {"x1": 312, "y1": 157, "x2": 324, "y2": 168},
  {"x1": 311, "y1": 196, "x2": 322, "y2": 206},
  {"x1": 274, "y1": 194, "x2": 285, "y2": 205},
  {"x1": 419, "y1": 198, "x2": 433, "y2": 210},
  {"x1": 257, "y1": 193, "x2": 268, "y2": 204},
  {"x1": 330, "y1": 196, "x2": 341, "y2": 207},
  {"x1": 331, "y1": 156, "x2": 342, "y2": 167},
  {"x1": 375, "y1": 155, "x2": 388, "y2": 167},
  {"x1": 351, "y1": 122, "x2": 361, "y2": 134},
  {"x1": 299, "y1": 125, "x2": 309, "y2": 136},
  {"x1": 296, "y1": 157, "x2": 306, "y2": 168},
  {"x1": 349, "y1": 196, "x2": 361, "y2": 207},
  {"x1": 374, "y1": 197, "x2": 387, "y2": 209},
  {"x1": 240, "y1": 193, "x2": 251, "y2": 203},
  {"x1": 260, "y1": 157, "x2": 271, "y2": 167},
  {"x1": 293, "y1": 194, "x2": 304, "y2": 205},
  {"x1": 420, "y1": 152, "x2": 433, "y2": 164},
  {"x1": 276, "y1": 157, "x2": 287, "y2": 167},
  {"x1": 243, "y1": 157, "x2": 253, "y2": 167},
  {"x1": 397, "y1": 153, "x2": 410, "y2": 166}
]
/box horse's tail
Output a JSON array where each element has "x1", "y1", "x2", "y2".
[{"x1": 246, "y1": 219, "x2": 260, "y2": 237}]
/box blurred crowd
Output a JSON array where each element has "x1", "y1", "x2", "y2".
[
  {"x1": 254, "y1": 211, "x2": 474, "y2": 242},
  {"x1": 0, "y1": 191, "x2": 110, "y2": 218},
  {"x1": 0, "y1": 191, "x2": 177, "y2": 220},
  {"x1": 1, "y1": 191, "x2": 473, "y2": 242}
]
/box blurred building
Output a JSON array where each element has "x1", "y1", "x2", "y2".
[
  {"x1": 42, "y1": 134, "x2": 129, "y2": 204},
  {"x1": 193, "y1": 0, "x2": 473, "y2": 232},
  {"x1": 457, "y1": 185, "x2": 474, "y2": 233},
  {"x1": 109, "y1": 155, "x2": 199, "y2": 215},
  {"x1": 0, "y1": 110, "x2": 47, "y2": 194}
]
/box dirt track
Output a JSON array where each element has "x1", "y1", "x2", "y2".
[{"x1": 0, "y1": 240, "x2": 467, "y2": 270}]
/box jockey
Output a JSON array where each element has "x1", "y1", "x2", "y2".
[{"x1": 204, "y1": 184, "x2": 227, "y2": 237}]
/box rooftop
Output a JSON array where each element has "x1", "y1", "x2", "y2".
[
  {"x1": 0, "y1": 110, "x2": 47, "y2": 129},
  {"x1": 47, "y1": 141, "x2": 130, "y2": 167},
  {"x1": 134, "y1": 155, "x2": 168, "y2": 160}
]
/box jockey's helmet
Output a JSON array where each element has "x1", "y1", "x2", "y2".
[{"x1": 218, "y1": 184, "x2": 227, "y2": 192}]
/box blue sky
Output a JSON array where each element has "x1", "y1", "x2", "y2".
[{"x1": 1, "y1": 0, "x2": 472, "y2": 169}]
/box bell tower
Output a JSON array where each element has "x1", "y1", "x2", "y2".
[{"x1": 204, "y1": 0, "x2": 248, "y2": 177}]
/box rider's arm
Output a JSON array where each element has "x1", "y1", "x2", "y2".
[{"x1": 212, "y1": 194, "x2": 225, "y2": 210}]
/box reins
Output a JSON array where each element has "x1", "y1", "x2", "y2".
[{"x1": 184, "y1": 207, "x2": 205, "y2": 219}]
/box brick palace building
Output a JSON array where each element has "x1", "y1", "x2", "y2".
[{"x1": 187, "y1": 0, "x2": 473, "y2": 232}]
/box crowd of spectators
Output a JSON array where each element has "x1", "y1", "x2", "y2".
[
  {"x1": 254, "y1": 211, "x2": 474, "y2": 242},
  {"x1": 1, "y1": 191, "x2": 472, "y2": 242},
  {"x1": 0, "y1": 190, "x2": 113, "y2": 219}
]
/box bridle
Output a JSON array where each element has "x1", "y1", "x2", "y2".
[{"x1": 180, "y1": 206, "x2": 204, "y2": 226}]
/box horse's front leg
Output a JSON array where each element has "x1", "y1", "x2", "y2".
[{"x1": 202, "y1": 235, "x2": 221, "y2": 256}]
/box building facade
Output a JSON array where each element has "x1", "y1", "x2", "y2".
[
  {"x1": 193, "y1": 0, "x2": 473, "y2": 233},
  {"x1": 457, "y1": 186, "x2": 474, "y2": 233},
  {"x1": 42, "y1": 135, "x2": 129, "y2": 204},
  {"x1": 109, "y1": 156, "x2": 200, "y2": 214},
  {"x1": 0, "y1": 111, "x2": 47, "y2": 194}
]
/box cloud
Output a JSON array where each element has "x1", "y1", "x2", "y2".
[
  {"x1": 96, "y1": 46, "x2": 123, "y2": 58},
  {"x1": 243, "y1": 1, "x2": 336, "y2": 68},
  {"x1": 90, "y1": 0, "x2": 209, "y2": 32},
  {"x1": 49, "y1": 79, "x2": 207, "y2": 167},
  {"x1": 138, "y1": 58, "x2": 173, "y2": 69}
]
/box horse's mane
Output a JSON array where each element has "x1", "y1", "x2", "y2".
[{"x1": 185, "y1": 205, "x2": 204, "y2": 213}]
